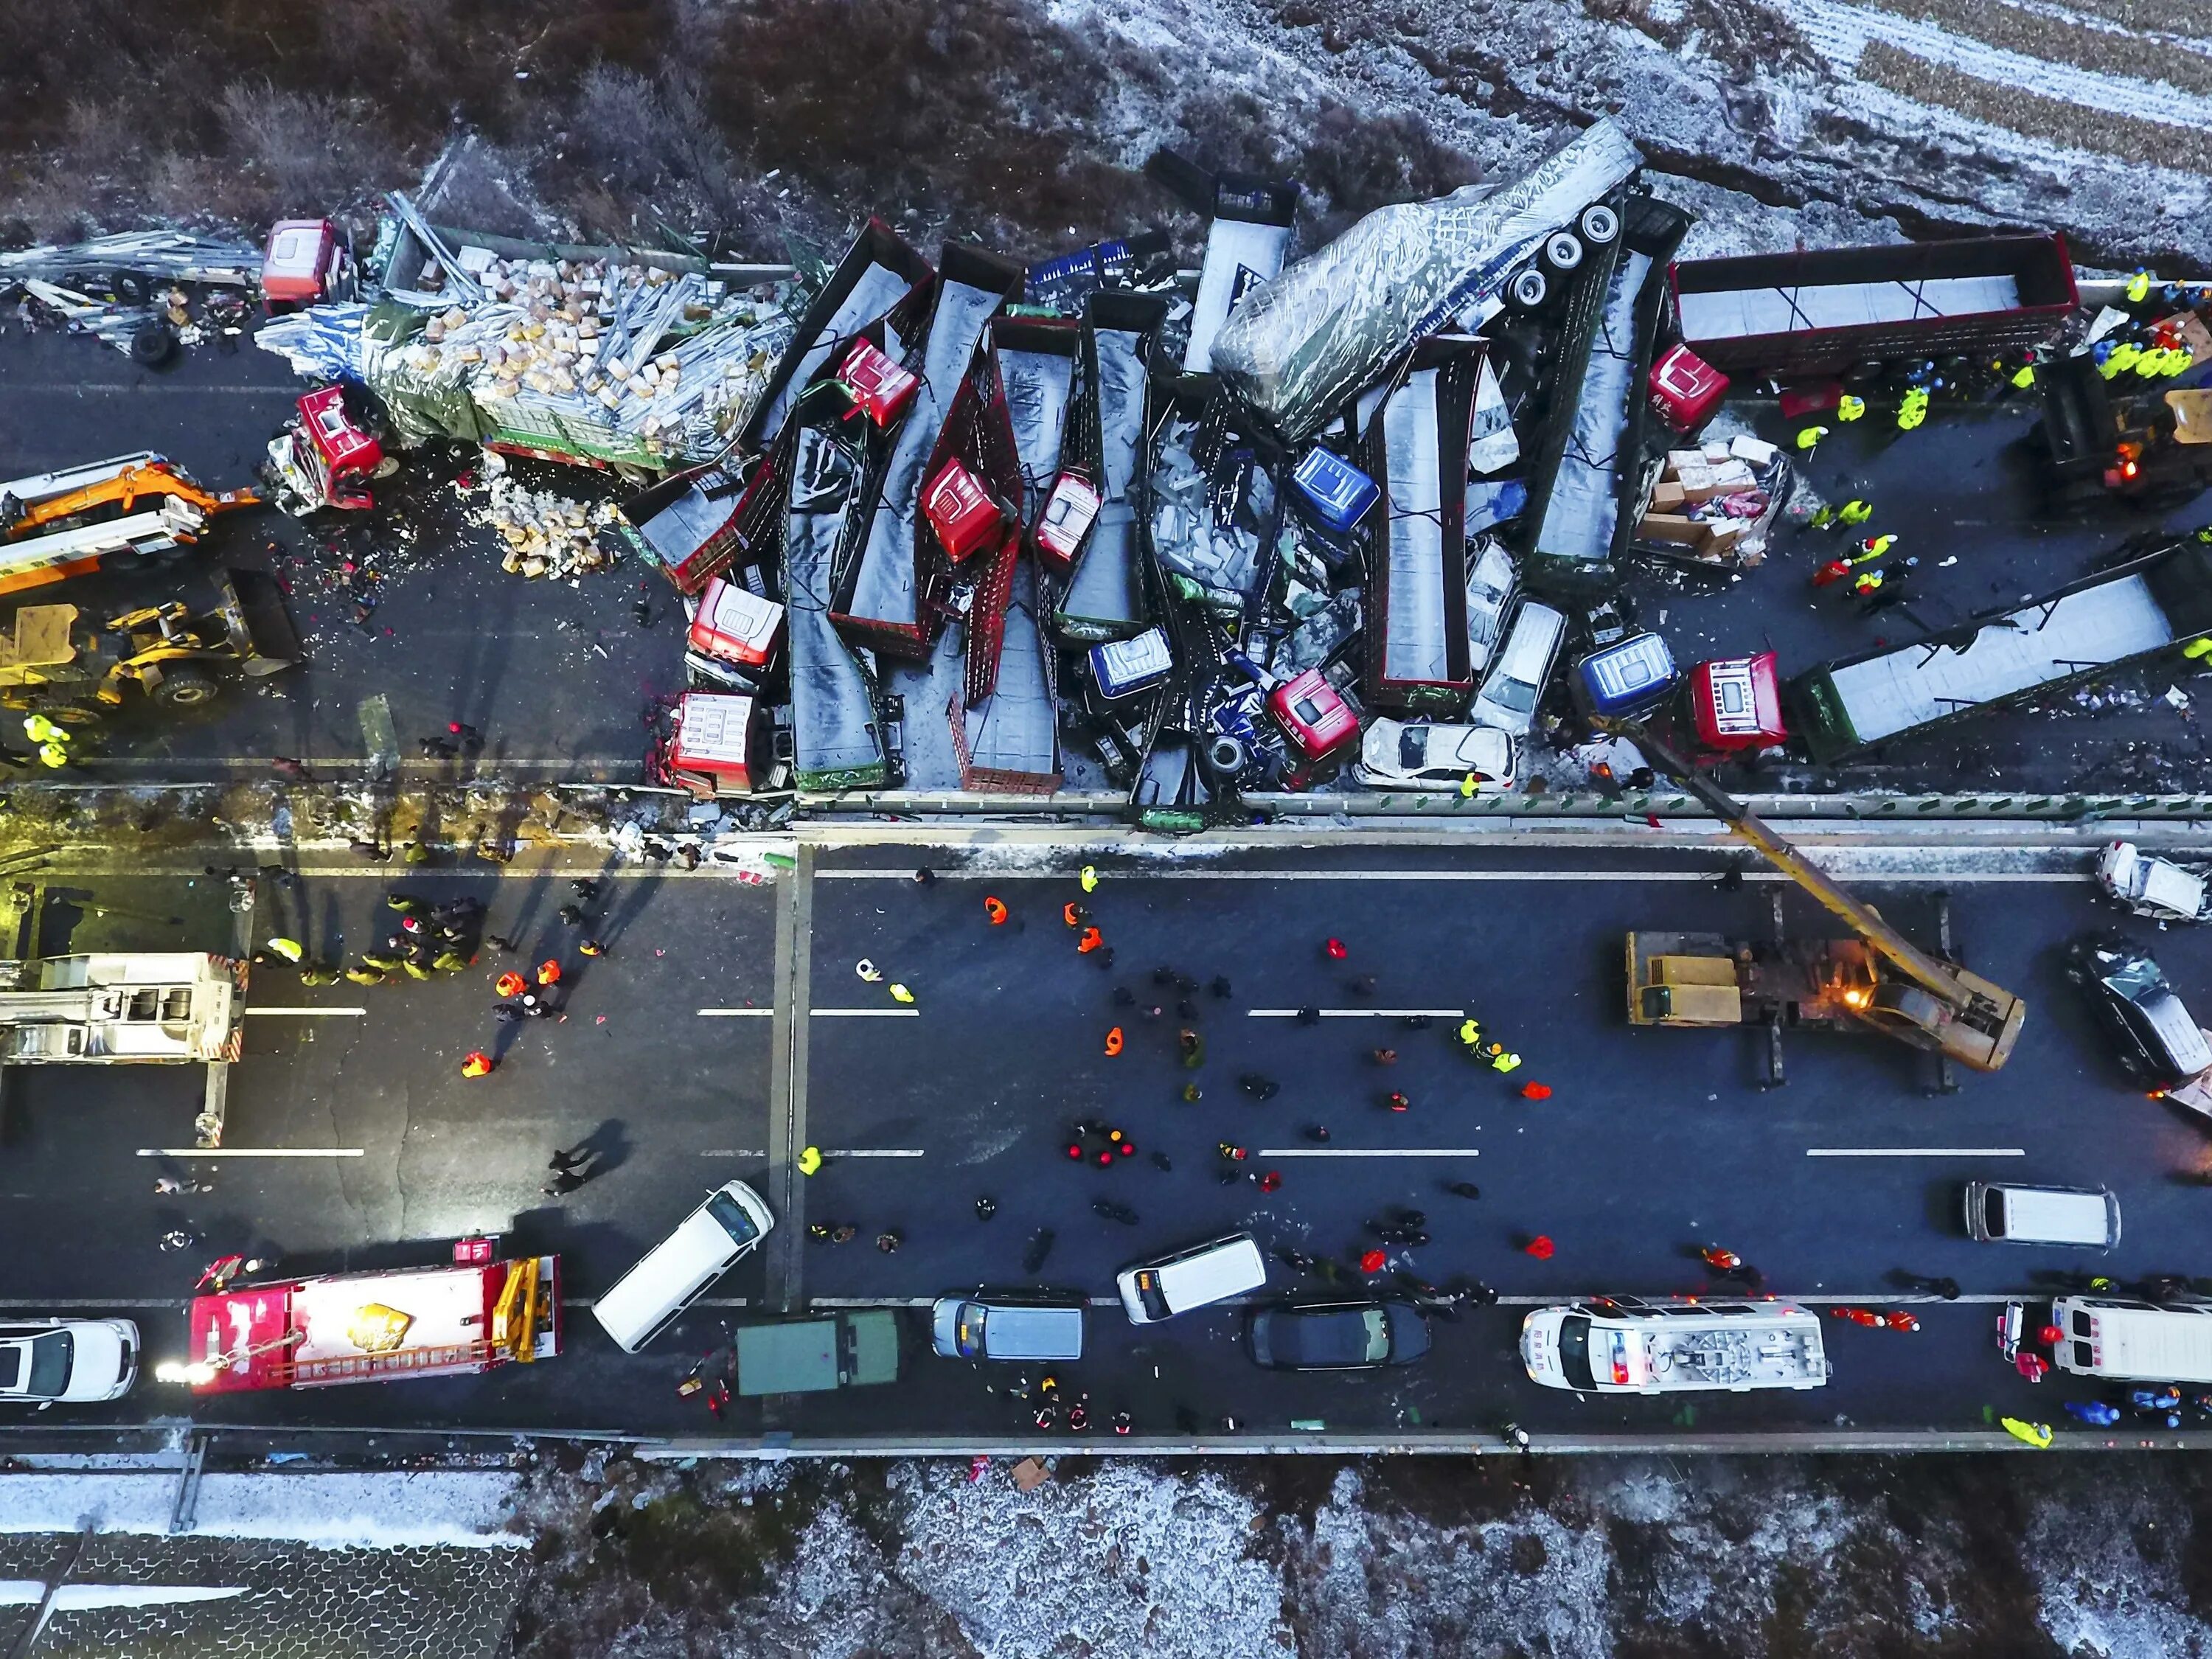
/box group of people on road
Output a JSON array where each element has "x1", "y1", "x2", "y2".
[{"x1": 463, "y1": 877, "x2": 611, "y2": 1084}]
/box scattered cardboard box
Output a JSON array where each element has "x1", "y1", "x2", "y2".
[{"x1": 1010, "y1": 1456, "x2": 1051, "y2": 1491}]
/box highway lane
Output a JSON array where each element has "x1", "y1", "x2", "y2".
[{"x1": 9, "y1": 841, "x2": 2212, "y2": 1441}]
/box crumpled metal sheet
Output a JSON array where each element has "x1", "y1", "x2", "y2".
[
  {"x1": 0, "y1": 232, "x2": 262, "y2": 288},
  {"x1": 256, "y1": 303, "x2": 376, "y2": 381},
  {"x1": 1208, "y1": 119, "x2": 1641, "y2": 440}
]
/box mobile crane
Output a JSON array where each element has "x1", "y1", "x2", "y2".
[
  {"x1": 1622, "y1": 731, "x2": 2026, "y2": 1082},
  {"x1": 0, "y1": 453, "x2": 261, "y2": 594}
]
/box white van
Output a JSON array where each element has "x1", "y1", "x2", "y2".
[
  {"x1": 1116, "y1": 1233, "x2": 1267, "y2": 1325},
  {"x1": 1470, "y1": 599, "x2": 1566, "y2": 737},
  {"x1": 1520, "y1": 1298, "x2": 1829, "y2": 1393},
  {"x1": 594, "y1": 1180, "x2": 776, "y2": 1353},
  {"x1": 1962, "y1": 1182, "x2": 2120, "y2": 1251},
  {"x1": 2014, "y1": 1297, "x2": 2212, "y2": 1383}
]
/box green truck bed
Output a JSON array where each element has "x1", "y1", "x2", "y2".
[{"x1": 734, "y1": 1310, "x2": 900, "y2": 1396}]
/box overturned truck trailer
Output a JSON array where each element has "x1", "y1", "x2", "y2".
[{"x1": 1789, "y1": 536, "x2": 2212, "y2": 763}]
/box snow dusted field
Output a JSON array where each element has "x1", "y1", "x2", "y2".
[{"x1": 507, "y1": 1451, "x2": 2212, "y2": 1657}]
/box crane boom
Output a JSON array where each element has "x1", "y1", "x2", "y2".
[
  {"x1": 1627, "y1": 727, "x2": 2025, "y2": 1071},
  {"x1": 1658, "y1": 757, "x2": 1969, "y2": 1003}
]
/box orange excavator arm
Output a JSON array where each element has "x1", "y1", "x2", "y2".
[{"x1": 4, "y1": 462, "x2": 260, "y2": 541}]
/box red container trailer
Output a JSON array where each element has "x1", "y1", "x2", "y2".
[{"x1": 1669, "y1": 234, "x2": 2077, "y2": 378}]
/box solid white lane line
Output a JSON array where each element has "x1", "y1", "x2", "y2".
[
  {"x1": 1248, "y1": 1008, "x2": 1462, "y2": 1019},
  {"x1": 810, "y1": 1008, "x2": 920, "y2": 1018},
  {"x1": 696, "y1": 1147, "x2": 924, "y2": 1158},
  {"x1": 1259, "y1": 1148, "x2": 1480, "y2": 1158},
  {"x1": 136, "y1": 1147, "x2": 364, "y2": 1158},
  {"x1": 698, "y1": 1007, "x2": 773, "y2": 1017},
  {"x1": 243, "y1": 1006, "x2": 367, "y2": 1018},
  {"x1": 1806, "y1": 1147, "x2": 2025, "y2": 1158}
]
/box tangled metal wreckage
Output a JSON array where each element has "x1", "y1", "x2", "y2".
[{"x1": 10, "y1": 119, "x2": 2212, "y2": 815}]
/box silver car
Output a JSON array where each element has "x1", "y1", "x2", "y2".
[{"x1": 1470, "y1": 600, "x2": 1567, "y2": 737}]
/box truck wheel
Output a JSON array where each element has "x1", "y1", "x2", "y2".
[
  {"x1": 130, "y1": 321, "x2": 175, "y2": 367},
  {"x1": 150, "y1": 667, "x2": 218, "y2": 709},
  {"x1": 1203, "y1": 734, "x2": 1248, "y2": 777},
  {"x1": 1505, "y1": 268, "x2": 1549, "y2": 312},
  {"x1": 1541, "y1": 231, "x2": 1584, "y2": 274},
  {"x1": 1578, "y1": 204, "x2": 1621, "y2": 247}
]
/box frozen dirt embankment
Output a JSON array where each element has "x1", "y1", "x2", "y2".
[{"x1": 1048, "y1": 0, "x2": 2212, "y2": 275}]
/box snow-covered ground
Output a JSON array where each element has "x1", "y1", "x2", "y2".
[
  {"x1": 505, "y1": 1451, "x2": 2212, "y2": 1656},
  {"x1": 0, "y1": 1471, "x2": 526, "y2": 1550}
]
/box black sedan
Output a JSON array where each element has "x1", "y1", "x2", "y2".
[
  {"x1": 2066, "y1": 935, "x2": 2212, "y2": 1093},
  {"x1": 1246, "y1": 1299, "x2": 1431, "y2": 1371}
]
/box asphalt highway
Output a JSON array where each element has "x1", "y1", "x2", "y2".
[{"x1": 10, "y1": 836, "x2": 2212, "y2": 1444}]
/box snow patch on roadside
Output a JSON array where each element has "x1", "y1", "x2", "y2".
[
  {"x1": 0, "y1": 1472, "x2": 527, "y2": 1549},
  {"x1": 892, "y1": 1459, "x2": 1290, "y2": 1658}
]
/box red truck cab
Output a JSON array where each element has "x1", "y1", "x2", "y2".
[{"x1": 1690, "y1": 652, "x2": 1787, "y2": 754}]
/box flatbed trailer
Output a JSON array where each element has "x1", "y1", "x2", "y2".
[
  {"x1": 1789, "y1": 535, "x2": 2212, "y2": 763},
  {"x1": 1627, "y1": 927, "x2": 1886, "y2": 1085},
  {"x1": 182, "y1": 1251, "x2": 560, "y2": 1392}
]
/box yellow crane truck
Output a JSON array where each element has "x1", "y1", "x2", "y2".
[{"x1": 1623, "y1": 734, "x2": 2026, "y2": 1085}]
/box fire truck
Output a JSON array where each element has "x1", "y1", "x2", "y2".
[
  {"x1": 0, "y1": 952, "x2": 245, "y2": 1064},
  {"x1": 176, "y1": 1244, "x2": 560, "y2": 1392}
]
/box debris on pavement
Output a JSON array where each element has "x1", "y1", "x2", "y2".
[{"x1": 459, "y1": 453, "x2": 624, "y2": 579}]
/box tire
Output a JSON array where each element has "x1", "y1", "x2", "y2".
[
  {"x1": 1204, "y1": 734, "x2": 1248, "y2": 777},
  {"x1": 1506, "y1": 268, "x2": 1549, "y2": 312},
  {"x1": 150, "y1": 667, "x2": 218, "y2": 709},
  {"x1": 130, "y1": 320, "x2": 175, "y2": 368},
  {"x1": 1541, "y1": 231, "x2": 1584, "y2": 274},
  {"x1": 1578, "y1": 204, "x2": 1621, "y2": 247}
]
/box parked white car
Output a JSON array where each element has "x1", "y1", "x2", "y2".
[
  {"x1": 0, "y1": 1319, "x2": 139, "y2": 1405},
  {"x1": 2097, "y1": 841, "x2": 2211, "y2": 924},
  {"x1": 1354, "y1": 719, "x2": 1516, "y2": 790}
]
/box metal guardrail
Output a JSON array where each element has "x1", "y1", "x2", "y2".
[{"x1": 807, "y1": 787, "x2": 2212, "y2": 822}]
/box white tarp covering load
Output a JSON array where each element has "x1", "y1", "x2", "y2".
[
  {"x1": 1209, "y1": 119, "x2": 1641, "y2": 439},
  {"x1": 843, "y1": 280, "x2": 1006, "y2": 630},
  {"x1": 1534, "y1": 249, "x2": 1653, "y2": 569},
  {"x1": 1000, "y1": 349, "x2": 1074, "y2": 511},
  {"x1": 783, "y1": 429, "x2": 887, "y2": 788},
  {"x1": 956, "y1": 568, "x2": 1060, "y2": 792},
  {"x1": 1183, "y1": 218, "x2": 1293, "y2": 374},
  {"x1": 1382, "y1": 369, "x2": 1447, "y2": 683},
  {"x1": 756, "y1": 261, "x2": 913, "y2": 448},
  {"x1": 1676, "y1": 275, "x2": 2024, "y2": 344},
  {"x1": 1060, "y1": 329, "x2": 1151, "y2": 633},
  {"x1": 1827, "y1": 575, "x2": 2174, "y2": 744}
]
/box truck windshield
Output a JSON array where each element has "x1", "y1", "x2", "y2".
[
  {"x1": 703, "y1": 1191, "x2": 761, "y2": 1247},
  {"x1": 1557, "y1": 1315, "x2": 1596, "y2": 1391}
]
